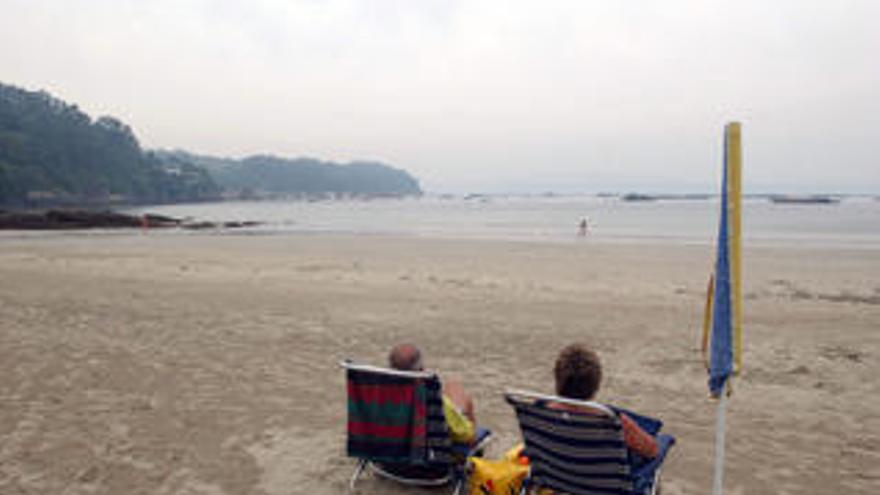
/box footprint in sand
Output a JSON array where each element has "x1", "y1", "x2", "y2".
[{"x1": 819, "y1": 345, "x2": 867, "y2": 363}]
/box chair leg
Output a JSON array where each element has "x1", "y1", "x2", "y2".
[
  {"x1": 649, "y1": 468, "x2": 662, "y2": 495},
  {"x1": 451, "y1": 477, "x2": 463, "y2": 495},
  {"x1": 464, "y1": 430, "x2": 494, "y2": 458},
  {"x1": 349, "y1": 459, "x2": 367, "y2": 492}
]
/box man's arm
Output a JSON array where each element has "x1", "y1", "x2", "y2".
[
  {"x1": 443, "y1": 377, "x2": 476, "y2": 423},
  {"x1": 442, "y1": 396, "x2": 475, "y2": 444}
]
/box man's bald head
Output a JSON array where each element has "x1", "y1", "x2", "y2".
[{"x1": 389, "y1": 343, "x2": 423, "y2": 371}]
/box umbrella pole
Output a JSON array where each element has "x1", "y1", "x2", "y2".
[{"x1": 712, "y1": 380, "x2": 729, "y2": 495}]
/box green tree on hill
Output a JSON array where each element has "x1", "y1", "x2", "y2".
[
  {"x1": 0, "y1": 80, "x2": 422, "y2": 206},
  {"x1": 0, "y1": 82, "x2": 219, "y2": 206}
]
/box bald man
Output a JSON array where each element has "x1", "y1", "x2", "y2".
[{"x1": 388, "y1": 343, "x2": 476, "y2": 445}]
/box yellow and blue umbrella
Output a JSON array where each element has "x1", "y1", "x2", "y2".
[
  {"x1": 702, "y1": 122, "x2": 743, "y2": 397},
  {"x1": 702, "y1": 122, "x2": 743, "y2": 495}
]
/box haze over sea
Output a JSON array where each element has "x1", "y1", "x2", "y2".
[{"x1": 126, "y1": 195, "x2": 880, "y2": 249}]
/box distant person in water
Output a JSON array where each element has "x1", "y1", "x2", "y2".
[
  {"x1": 578, "y1": 217, "x2": 590, "y2": 236},
  {"x1": 388, "y1": 343, "x2": 476, "y2": 445},
  {"x1": 551, "y1": 343, "x2": 658, "y2": 459}
]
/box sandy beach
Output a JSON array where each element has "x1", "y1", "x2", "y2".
[{"x1": 0, "y1": 232, "x2": 878, "y2": 494}]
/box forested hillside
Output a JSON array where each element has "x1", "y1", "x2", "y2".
[
  {"x1": 0, "y1": 82, "x2": 421, "y2": 207},
  {"x1": 0, "y1": 82, "x2": 219, "y2": 206},
  {"x1": 160, "y1": 151, "x2": 422, "y2": 198}
]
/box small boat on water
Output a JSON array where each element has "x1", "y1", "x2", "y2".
[
  {"x1": 621, "y1": 193, "x2": 658, "y2": 202},
  {"x1": 769, "y1": 195, "x2": 839, "y2": 204}
]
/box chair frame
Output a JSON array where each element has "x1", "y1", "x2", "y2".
[
  {"x1": 341, "y1": 360, "x2": 492, "y2": 494},
  {"x1": 505, "y1": 389, "x2": 663, "y2": 495}
]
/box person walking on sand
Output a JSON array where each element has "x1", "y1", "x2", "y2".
[{"x1": 578, "y1": 217, "x2": 590, "y2": 237}]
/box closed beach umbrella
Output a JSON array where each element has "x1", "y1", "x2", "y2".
[{"x1": 702, "y1": 122, "x2": 744, "y2": 495}]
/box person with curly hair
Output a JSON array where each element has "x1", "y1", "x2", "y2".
[{"x1": 552, "y1": 343, "x2": 658, "y2": 458}]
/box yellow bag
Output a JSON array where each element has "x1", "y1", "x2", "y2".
[{"x1": 468, "y1": 444, "x2": 529, "y2": 495}]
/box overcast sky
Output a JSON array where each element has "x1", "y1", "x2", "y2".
[{"x1": 2, "y1": 1, "x2": 877, "y2": 193}]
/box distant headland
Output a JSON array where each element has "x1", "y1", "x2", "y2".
[{"x1": 0, "y1": 81, "x2": 422, "y2": 208}]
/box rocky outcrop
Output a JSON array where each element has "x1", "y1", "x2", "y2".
[{"x1": 0, "y1": 210, "x2": 260, "y2": 230}]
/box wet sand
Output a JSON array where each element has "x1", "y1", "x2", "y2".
[{"x1": 1, "y1": 232, "x2": 878, "y2": 494}]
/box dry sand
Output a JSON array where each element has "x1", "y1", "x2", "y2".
[{"x1": 0, "y1": 232, "x2": 878, "y2": 494}]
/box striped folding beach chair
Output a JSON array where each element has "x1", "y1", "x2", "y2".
[
  {"x1": 505, "y1": 390, "x2": 674, "y2": 495},
  {"x1": 342, "y1": 361, "x2": 491, "y2": 494}
]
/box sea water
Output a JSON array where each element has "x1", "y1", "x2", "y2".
[{"x1": 127, "y1": 195, "x2": 880, "y2": 249}]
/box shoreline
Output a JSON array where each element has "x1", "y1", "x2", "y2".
[{"x1": 2, "y1": 226, "x2": 880, "y2": 252}]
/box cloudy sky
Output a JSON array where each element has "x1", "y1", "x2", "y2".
[{"x1": 1, "y1": 0, "x2": 877, "y2": 193}]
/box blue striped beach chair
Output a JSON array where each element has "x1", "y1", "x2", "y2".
[
  {"x1": 341, "y1": 361, "x2": 492, "y2": 494},
  {"x1": 505, "y1": 389, "x2": 674, "y2": 495}
]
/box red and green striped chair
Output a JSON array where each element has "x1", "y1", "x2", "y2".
[{"x1": 342, "y1": 360, "x2": 491, "y2": 493}]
